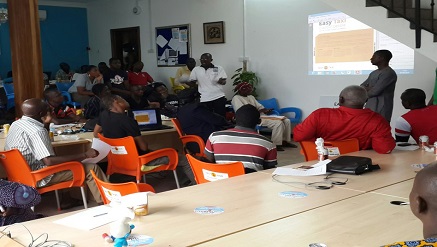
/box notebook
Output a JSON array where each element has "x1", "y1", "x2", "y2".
[{"x1": 132, "y1": 108, "x2": 173, "y2": 131}]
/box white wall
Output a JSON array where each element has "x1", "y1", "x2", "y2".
[{"x1": 87, "y1": 0, "x2": 437, "y2": 126}]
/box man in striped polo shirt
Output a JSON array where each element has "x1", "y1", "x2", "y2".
[{"x1": 205, "y1": 104, "x2": 277, "y2": 173}]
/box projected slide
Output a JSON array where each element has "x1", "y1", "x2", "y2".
[{"x1": 308, "y1": 11, "x2": 414, "y2": 75}]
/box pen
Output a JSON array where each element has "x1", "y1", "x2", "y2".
[{"x1": 93, "y1": 212, "x2": 108, "y2": 217}]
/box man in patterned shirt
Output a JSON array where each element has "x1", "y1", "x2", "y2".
[
  {"x1": 205, "y1": 104, "x2": 277, "y2": 173},
  {"x1": 382, "y1": 163, "x2": 437, "y2": 247},
  {"x1": 4, "y1": 98, "x2": 108, "y2": 206}
]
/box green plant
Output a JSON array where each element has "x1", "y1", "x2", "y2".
[{"x1": 231, "y1": 68, "x2": 260, "y2": 98}]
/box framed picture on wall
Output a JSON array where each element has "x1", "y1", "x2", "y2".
[{"x1": 203, "y1": 21, "x2": 225, "y2": 44}]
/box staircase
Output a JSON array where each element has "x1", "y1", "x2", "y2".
[
  {"x1": 366, "y1": 0, "x2": 437, "y2": 48},
  {"x1": 319, "y1": 0, "x2": 437, "y2": 62}
]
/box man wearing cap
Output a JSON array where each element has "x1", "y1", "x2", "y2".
[
  {"x1": 231, "y1": 82, "x2": 296, "y2": 151},
  {"x1": 189, "y1": 53, "x2": 227, "y2": 117}
]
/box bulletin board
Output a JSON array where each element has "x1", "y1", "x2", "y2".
[{"x1": 155, "y1": 24, "x2": 191, "y2": 67}]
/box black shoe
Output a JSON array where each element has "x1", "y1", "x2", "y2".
[
  {"x1": 282, "y1": 142, "x2": 298, "y2": 148},
  {"x1": 276, "y1": 146, "x2": 285, "y2": 151}
]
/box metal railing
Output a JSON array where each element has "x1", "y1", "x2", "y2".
[{"x1": 368, "y1": 0, "x2": 436, "y2": 48}]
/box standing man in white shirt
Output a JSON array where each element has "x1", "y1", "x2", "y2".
[{"x1": 189, "y1": 53, "x2": 227, "y2": 117}]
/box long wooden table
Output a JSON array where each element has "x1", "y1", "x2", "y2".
[
  {"x1": 197, "y1": 182, "x2": 421, "y2": 247},
  {"x1": 4, "y1": 149, "x2": 436, "y2": 247}
]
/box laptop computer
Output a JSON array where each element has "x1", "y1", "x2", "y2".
[{"x1": 132, "y1": 108, "x2": 173, "y2": 131}]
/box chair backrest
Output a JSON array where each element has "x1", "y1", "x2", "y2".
[
  {"x1": 90, "y1": 170, "x2": 154, "y2": 204},
  {"x1": 171, "y1": 118, "x2": 184, "y2": 137},
  {"x1": 97, "y1": 134, "x2": 141, "y2": 177},
  {"x1": 3, "y1": 82, "x2": 14, "y2": 96},
  {"x1": 169, "y1": 77, "x2": 176, "y2": 87},
  {"x1": 0, "y1": 149, "x2": 36, "y2": 187},
  {"x1": 257, "y1": 98, "x2": 279, "y2": 112},
  {"x1": 56, "y1": 81, "x2": 74, "y2": 92},
  {"x1": 300, "y1": 138, "x2": 360, "y2": 161},
  {"x1": 186, "y1": 154, "x2": 245, "y2": 184}
]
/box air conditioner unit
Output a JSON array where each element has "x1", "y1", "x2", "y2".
[{"x1": 38, "y1": 10, "x2": 47, "y2": 21}]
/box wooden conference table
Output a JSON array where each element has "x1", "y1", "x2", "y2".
[{"x1": 4, "y1": 149, "x2": 436, "y2": 247}]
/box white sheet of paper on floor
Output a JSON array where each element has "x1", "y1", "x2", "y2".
[
  {"x1": 202, "y1": 169, "x2": 229, "y2": 182},
  {"x1": 111, "y1": 146, "x2": 128, "y2": 155},
  {"x1": 82, "y1": 138, "x2": 111, "y2": 163},
  {"x1": 53, "y1": 205, "x2": 118, "y2": 230}
]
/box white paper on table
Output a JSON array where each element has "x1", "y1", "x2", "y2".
[
  {"x1": 156, "y1": 35, "x2": 168, "y2": 48},
  {"x1": 178, "y1": 42, "x2": 188, "y2": 55},
  {"x1": 52, "y1": 123, "x2": 76, "y2": 128},
  {"x1": 273, "y1": 160, "x2": 330, "y2": 176},
  {"x1": 120, "y1": 192, "x2": 155, "y2": 208},
  {"x1": 53, "y1": 205, "x2": 118, "y2": 230},
  {"x1": 168, "y1": 38, "x2": 179, "y2": 51},
  {"x1": 82, "y1": 138, "x2": 111, "y2": 163}
]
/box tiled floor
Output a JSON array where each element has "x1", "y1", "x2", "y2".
[{"x1": 35, "y1": 141, "x2": 305, "y2": 217}]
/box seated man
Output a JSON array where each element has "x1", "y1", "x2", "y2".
[
  {"x1": 93, "y1": 94, "x2": 170, "y2": 172},
  {"x1": 126, "y1": 85, "x2": 159, "y2": 110},
  {"x1": 4, "y1": 99, "x2": 107, "y2": 207},
  {"x1": 0, "y1": 179, "x2": 41, "y2": 226},
  {"x1": 149, "y1": 82, "x2": 179, "y2": 118},
  {"x1": 205, "y1": 104, "x2": 277, "y2": 173},
  {"x1": 84, "y1": 84, "x2": 110, "y2": 120},
  {"x1": 174, "y1": 58, "x2": 196, "y2": 88},
  {"x1": 43, "y1": 87, "x2": 83, "y2": 124},
  {"x1": 395, "y1": 88, "x2": 437, "y2": 144},
  {"x1": 231, "y1": 82, "x2": 296, "y2": 151},
  {"x1": 177, "y1": 88, "x2": 230, "y2": 143},
  {"x1": 382, "y1": 163, "x2": 437, "y2": 246},
  {"x1": 294, "y1": 85, "x2": 395, "y2": 154}
]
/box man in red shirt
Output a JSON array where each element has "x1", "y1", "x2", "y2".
[
  {"x1": 294, "y1": 85, "x2": 395, "y2": 154},
  {"x1": 395, "y1": 88, "x2": 437, "y2": 144},
  {"x1": 128, "y1": 61, "x2": 154, "y2": 86}
]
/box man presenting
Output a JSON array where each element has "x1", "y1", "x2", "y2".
[
  {"x1": 361, "y1": 49, "x2": 397, "y2": 122},
  {"x1": 5, "y1": 99, "x2": 108, "y2": 207},
  {"x1": 189, "y1": 53, "x2": 227, "y2": 117},
  {"x1": 294, "y1": 85, "x2": 395, "y2": 154}
]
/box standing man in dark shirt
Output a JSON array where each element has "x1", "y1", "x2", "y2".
[
  {"x1": 360, "y1": 50, "x2": 397, "y2": 122},
  {"x1": 103, "y1": 58, "x2": 131, "y2": 98}
]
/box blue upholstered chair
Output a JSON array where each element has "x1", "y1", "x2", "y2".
[
  {"x1": 2, "y1": 79, "x2": 15, "y2": 110},
  {"x1": 257, "y1": 98, "x2": 302, "y2": 123},
  {"x1": 55, "y1": 81, "x2": 79, "y2": 107}
]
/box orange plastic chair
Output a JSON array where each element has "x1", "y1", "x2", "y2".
[
  {"x1": 171, "y1": 118, "x2": 206, "y2": 157},
  {"x1": 0, "y1": 149, "x2": 87, "y2": 210},
  {"x1": 186, "y1": 154, "x2": 245, "y2": 184},
  {"x1": 98, "y1": 133, "x2": 180, "y2": 188},
  {"x1": 90, "y1": 170, "x2": 155, "y2": 204},
  {"x1": 300, "y1": 138, "x2": 360, "y2": 161}
]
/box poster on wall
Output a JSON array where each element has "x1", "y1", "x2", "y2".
[{"x1": 155, "y1": 24, "x2": 191, "y2": 67}]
